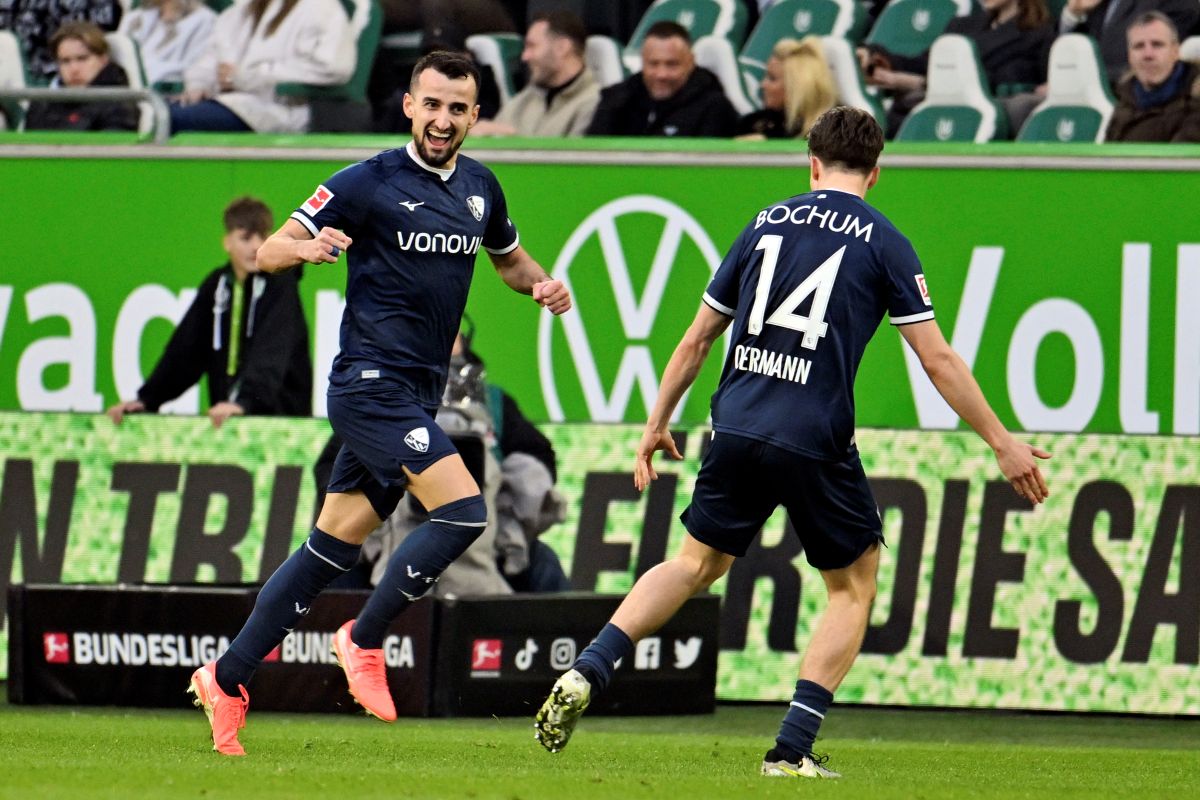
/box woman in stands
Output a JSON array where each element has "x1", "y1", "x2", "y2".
[
  {"x1": 24, "y1": 21, "x2": 139, "y2": 131},
  {"x1": 736, "y1": 36, "x2": 837, "y2": 139},
  {"x1": 862, "y1": 0, "x2": 1055, "y2": 136},
  {"x1": 118, "y1": 0, "x2": 217, "y2": 90},
  {"x1": 172, "y1": 0, "x2": 356, "y2": 133}
]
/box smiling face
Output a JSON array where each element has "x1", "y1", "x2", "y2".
[
  {"x1": 403, "y1": 67, "x2": 480, "y2": 169},
  {"x1": 55, "y1": 36, "x2": 108, "y2": 87},
  {"x1": 640, "y1": 35, "x2": 694, "y2": 101},
  {"x1": 1127, "y1": 18, "x2": 1179, "y2": 88}
]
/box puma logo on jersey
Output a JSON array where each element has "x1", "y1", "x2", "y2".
[
  {"x1": 399, "y1": 200, "x2": 425, "y2": 211},
  {"x1": 404, "y1": 427, "x2": 430, "y2": 453}
]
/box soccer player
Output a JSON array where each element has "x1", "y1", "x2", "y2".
[
  {"x1": 534, "y1": 106, "x2": 1049, "y2": 778},
  {"x1": 186, "y1": 50, "x2": 571, "y2": 756}
]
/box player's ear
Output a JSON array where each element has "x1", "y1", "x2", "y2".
[
  {"x1": 402, "y1": 92, "x2": 415, "y2": 120},
  {"x1": 468, "y1": 103, "x2": 480, "y2": 127},
  {"x1": 865, "y1": 166, "x2": 880, "y2": 190},
  {"x1": 808, "y1": 154, "x2": 822, "y2": 187}
]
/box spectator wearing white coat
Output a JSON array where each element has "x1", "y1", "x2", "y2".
[
  {"x1": 119, "y1": 0, "x2": 217, "y2": 88},
  {"x1": 171, "y1": 0, "x2": 355, "y2": 133}
]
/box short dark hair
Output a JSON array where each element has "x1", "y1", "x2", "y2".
[
  {"x1": 1127, "y1": 10, "x2": 1179, "y2": 42},
  {"x1": 223, "y1": 196, "x2": 273, "y2": 236},
  {"x1": 806, "y1": 106, "x2": 884, "y2": 175},
  {"x1": 533, "y1": 11, "x2": 587, "y2": 56},
  {"x1": 644, "y1": 20, "x2": 691, "y2": 45},
  {"x1": 410, "y1": 50, "x2": 482, "y2": 101}
]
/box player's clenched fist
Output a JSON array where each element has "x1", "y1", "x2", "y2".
[
  {"x1": 305, "y1": 227, "x2": 352, "y2": 264},
  {"x1": 532, "y1": 279, "x2": 571, "y2": 315}
]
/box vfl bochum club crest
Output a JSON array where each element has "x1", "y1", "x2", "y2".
[{"x1": 466, "y1": 195, "x2": 485, "y2": 221}]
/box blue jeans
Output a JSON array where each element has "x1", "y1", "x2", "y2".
[{"x1": 169, "y1": 99, "x2": 252, "y2": 133}]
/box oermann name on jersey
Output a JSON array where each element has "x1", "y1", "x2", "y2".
[
  {"x1": 734, "y1": 345, "x2": 813, "y2": 384},
  {"x1": 754, "y1": 202, "x2": 874, "y2": 242},
  {"x1": 396, "y1": 231, "x2": 483, "y2": 254}
]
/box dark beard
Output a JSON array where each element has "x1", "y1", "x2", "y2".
[{"x1": 418, "y1": 135, "x2": 457, "y2": 167}]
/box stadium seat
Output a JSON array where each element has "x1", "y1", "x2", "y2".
[
  {"x1": 895, "y1": 33, "x2": 1006, "y2": 142},
  {"x1": 865, "y1": 0, "x2": 973, "y2": 59},
  {"x1": 693, "y1": 34, "x2": 756, "y2": 115},
  {"x1": 585, "y1": 35, "x2": 627, "y2": 88},
  {"x1": 0, "y1": 30, "x2": 27, "y2": 130},
  {"x1": 276, "y1": 0, "x2": 382, "y2": 131},
  {"x1": 739, "y1": 0, "x2": 868, "y2": 103},
  {"x1": 104, "y1": 32, "x2": 155, "y2": 137},
  {"x1": 1181, "y1": 35, "x2": 1200, "y2": 62},
  {"x1": 623, "y1": 0, "x2": 749, "y2": 73},
  {"x1": 466, "y1": 32, "x2": 524, "y2": 107},
  {"x1": 1017, "y1": 33, "x2": 1114, "y2": 143},
  {"x1": 820, "y1": 35, "x2": 887, "y2": 127}
]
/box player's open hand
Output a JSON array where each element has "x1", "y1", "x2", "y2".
[
  {"x1": 634, "y1": 428, "x2": 683, "y2": 492},
  {"x1": 532, "y1": 279, "x2": 571, "y2": 315},
  {"x1": 994, "y1": 436, "x2": 1051, "y2": 505},
  {"x1": 305, "y1": 227, "x2": 352, "y2": 264},
  {"x1": 106, "y1": 399, "x2": 145, "y2": 425}
]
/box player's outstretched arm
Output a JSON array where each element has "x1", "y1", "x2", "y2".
[
  {"x1": 635, "y1": 304, "x2": 732, "y2": 491},
  {"x1": 899, "y1": 320, "x2": 1051, "y2": 505},
  {"x1": 489, "y1": 246, "x2": 571, "y2": 315},
  {"x1": 256, "y1": 219, "x2": 352, "y2": 274}
]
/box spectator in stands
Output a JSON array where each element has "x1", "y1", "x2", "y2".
[
  {"x1": 736, "y1": 36, "x2": 836, "y2": 139},
  {"x1": 586, "y1": 20, "x2": 738, "y2": 137},
  {"x1": 171, "y1": 0, "x2": 355, "y2": 133},
  {"x1": 0, "y1": 0, "x2": 121, "y2": 83},
  {"x1": 107, "y1": 197, "x2": 312, "y2": 428},
  {"x1": 862, "y1": 0, "x2": 1056, "y2": 136},
  {"x1": 24, "y1": 21, "x2": 138, "y2": 132},
  {"x1": 472, "y1": 11, "x2": 601, "y2": 137},
  {"x1": 118, "y1": 0, "x2": 216, "y2": 89},
  {"x1": 1106, "y1": 11, "x2": 1200, "y2": 141},
  {"x1": 1059, "y1": 0, "x2": 1199, "y2": 88}
]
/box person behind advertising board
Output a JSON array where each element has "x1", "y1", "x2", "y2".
[
  {"x1": 184, "y1": 50, "x2": 571, "y2": 756},
  {"x1": 735, "y1": 36, "x2": 837, "y2": 140},
  {"x1": 534, "y1": 106, "x2": 1050, "y2": 779},
  {"x1": 106, "y1": 196, "x2": 312, "y2": 428},
  {"x1": 1106, "y1": 11, "x2": 1200, "y2": 142},
  {"x1": 23, "y1": 21, "x2": 138, "y2": 132}
]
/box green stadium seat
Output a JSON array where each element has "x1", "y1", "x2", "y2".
[
  {"x1": 623, "y1": 0, "x2": 749, "y2": 73},
  {"x1": 0, "y1": 30, "x2": 27, "y2": 130},
  {"x1": 1017, "y1": 34, "x2": 1114, "y2": 143},
  {"x1": 820, "y1": 35, "x2": 887, "y2": 127},
  {"x1": 104, "y1": 32, "x2": 156, "y2": 137},
  {"x1": 739, "y1": 0, "x2": 868, "y2": 103},
  {"x1": 465, "y1": 32, "x2": 524, "y2": 106},
  {"x1": 585, "y1": 35, "x2": 627, "y2": 88},
  {"x1": 1180, "y1": 35, "x2": 1200, "y2": 62},
  {"x1": 276, "y1": 0, "x2": 382, "y2": 129},
  {"x1": 865, "y1": 0, "x2": 973, "y2": 58},
  {"x1": 896, "y1": 33, "x2": 1006, "y2": 142}
]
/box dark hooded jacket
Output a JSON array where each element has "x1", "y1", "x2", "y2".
[
  {"x1": 585, "y1": 66, "x2": 738, "y2": 137},
  {"x1": 25, "y1": 60, "x2": 139, "y2": 132},
  {"x1": 137, "y1": 265, "x2": 312, "y2": 417}
]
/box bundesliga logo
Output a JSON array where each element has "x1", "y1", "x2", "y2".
[{"x1": 43, "y1": 633, "x2": 70, "y2": 663}]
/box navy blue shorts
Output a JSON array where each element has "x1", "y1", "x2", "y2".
[
  {"x1": 325, "y1": 390, "x2": 459, "y2": 519},
  {"x1": 681, "y1": 432, "x2": 883, "y2": 570}
]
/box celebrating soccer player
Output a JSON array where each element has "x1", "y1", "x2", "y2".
[
  {"x1": 187, "y1": 50, "x2": 571, "y2": 756},
  {"x1": 534, "y1": 106, "x2": 1048, "y2": 778}
]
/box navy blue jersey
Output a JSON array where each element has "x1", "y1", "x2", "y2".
[
  {"x1": 291, "y1": 142, "x2": 519, "y2": 406},
  {"x1": 703, "y1": 189, "x2": 933, "y2": 459}
]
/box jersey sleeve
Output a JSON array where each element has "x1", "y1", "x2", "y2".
[
  {"x1": 883, "y1": 228, "x2": 935, "y2": 325},
  {"x1": 289, "y1": 160, "x2": 377, "y2": 237},
  {"x1": 482, "y1": 172, "x2": 519, "y2": 255},
  {"x1": 702, "y1": 223, "x2": 754, "y2": 317}
]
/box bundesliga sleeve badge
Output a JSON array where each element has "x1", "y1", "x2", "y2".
[{"x1": 303, "y1": 184, "x2": 335, "y2": 215}]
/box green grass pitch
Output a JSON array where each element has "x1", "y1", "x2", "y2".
[{"x1": 1, "y1": 697, "x2": 1196, "y2": 799}]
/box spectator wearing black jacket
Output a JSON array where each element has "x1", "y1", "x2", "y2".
[
  {"x1": 106, "y1": 197, "x2": 312, "y2": 428},
  {"x1": 586, "y1": 20, "x2": 738, "y2": 137},
  {"x1": 24, "y1": 21, "x2": 138, "y2": 132}
]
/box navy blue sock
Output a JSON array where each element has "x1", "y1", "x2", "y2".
[
  {"x1": 572, "y1": 623, "x2": 634, "y2": 694},
  {"x1": 215, "y1": 528, "x2": 360, "y2": 696},
  {"x1": 352, "y1": 495, "x2": 487, "y2": 648},
  {"x1": 774, "y1": 679, "x2": 834, "y2": 761}
]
